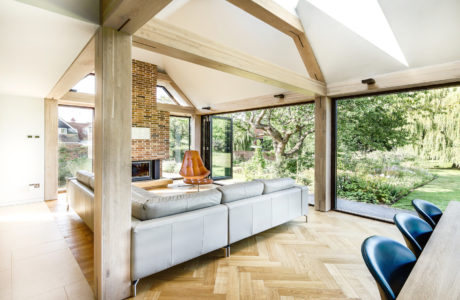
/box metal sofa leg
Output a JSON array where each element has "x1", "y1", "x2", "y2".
[
  {"x1": 305, "y1": 215, "x2": 308, "y2": 223},
  {"x1": 224, "y1": 245, "x2": 230, "y2": 257},
  {"x1": 132, "y1": 279, "x2": 140, "y2": 297}
]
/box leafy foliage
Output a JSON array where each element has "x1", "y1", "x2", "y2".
[
  {"x1": 58, "y1": 144, "x2": 91, "y2": 187},
  {"x1": 169, "y1": 116, "x2": 190, "y2": 163},
  {"x1": 337, "y1": 95, "x2": 410, "y2": 153}
]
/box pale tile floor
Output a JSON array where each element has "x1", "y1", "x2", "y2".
[{"x1": 0, "y1": 202, "x2": 93, "y2": 300}]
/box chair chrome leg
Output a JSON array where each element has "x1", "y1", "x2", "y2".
[
  {"x1": 224, "y1": 245, "x2": 230, "y2": 257},
  {"x1": 132, "y1": 279, "x2": 140, "y2": 297}
]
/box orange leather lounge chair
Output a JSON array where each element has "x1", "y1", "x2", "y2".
[{"x1": 179, "y1": 150, "x2": 213, "y2": 191}]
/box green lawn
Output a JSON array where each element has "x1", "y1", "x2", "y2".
[
  {"x1": 392, "y1": 168, "x2": 460, "y2": 211},
  {"x1": 212, "y1": 152, "x2": 232, "y2": 178}
]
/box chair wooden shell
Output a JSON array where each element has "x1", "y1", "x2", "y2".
[{"x1": 179, "y1": 150, "x2": 213, "y2": 186}]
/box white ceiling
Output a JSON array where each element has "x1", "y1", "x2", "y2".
[
  {"x1": 378, "y1": 0, "x2": 460, "y2": 69},
  {"x1": 296, "y1": 0, "x2": 460, "y2": 83},
  {"x1": 0, "y1": 0, "x2": 98, "y2": 98},
  {"x1": 134, "y1": 0, "x2": 306, "y2": 109}
]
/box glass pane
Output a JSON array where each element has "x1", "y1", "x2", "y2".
[
  {"x1": 335, "y1": 86, "x2": 460, "y2": 219},
  {"x1": 212, "y1": 117, "x2": 232, "y2": 178},
  {"x1": 71, "y1": 74, "x2": 95, "y2": 94},
  {"x1": 221, "y1": 104, "x2": 315, "y2": 193},
  {"x1": 163, "y1": 117, "x2": 190, "y2": 179},
  {"x1": 58, "y1": 106, "x2": 94, "y2": 188},
  {"x1": 156, "y1": 86, "x2": 176, "y2": 105}
]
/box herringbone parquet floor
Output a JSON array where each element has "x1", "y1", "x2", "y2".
[{"x1": 130, "y1": 210, "x2": 404, "y2": 300}]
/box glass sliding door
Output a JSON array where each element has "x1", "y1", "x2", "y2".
[
  {"x1": 58, "y1": 105, "x2": 94, "y2": 188},
  {"x1": 163, "y1": 116, "x2": 191, "y2": 179},
  {"x1": 211, "y1": 116, "x2": 233, "y2": 180}
]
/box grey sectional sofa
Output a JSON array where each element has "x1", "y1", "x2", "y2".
[{"x1": 67, "y1": 171, "x2": 308, "y2": 295}]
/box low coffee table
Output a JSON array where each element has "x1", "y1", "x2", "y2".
[
  {"x1": 132, "y1": 178, "x2": 173, "y2": 190},
  {"x1": 147, "y1": 181, "x2": 219, "y2": 196}
]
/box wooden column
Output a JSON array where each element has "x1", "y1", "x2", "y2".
[
  {"x1": 314, "y1": 96, "x2": 332, "y2": 211},
  {"x1": 44, "y1": 98, "x2": 58, "y2": 200},
  {"x1": 94, "y1": 27, "x2": 132, "y2": 299},
  {"x1": 191, "y1": 114, "x2": 201, "y2": 153}
]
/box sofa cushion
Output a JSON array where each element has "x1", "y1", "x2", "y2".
[
  {"x1": 131, "y1": 186, "x2": 222, "y2": 220},
  {"x1": 76, "y1": 170, "x2": 95, "y2": 190},
  {"x1": 217, "y1": 181, "x2": 264, "y2": 203},
  {"x1": 257, "y1": 178, "x2": 295, "y2": 194}
]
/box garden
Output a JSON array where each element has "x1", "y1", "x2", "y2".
[{"x1": 227, "y1": 87, "x2": 460, "y2": 210}]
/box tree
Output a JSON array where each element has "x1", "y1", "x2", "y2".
[
  {"x1": 243, "y1": 105, "x2": 315, "y2": 162},
  {"x1": 232, "y1": 116, "x2": 253, "y2": 152},
  {"x1": 337, "y1": 94, "x2": 410, "y2": 153},
  {"x1": 169, "y1": 117, "x2": 190, "y2": 162},
  {"x1": 407, "y1": 88, "x2": 460, "y2": 168}
]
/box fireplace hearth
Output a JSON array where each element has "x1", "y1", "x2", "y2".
[{"x1": 132, "y1": 160, "x2": 160, "y2": 181}]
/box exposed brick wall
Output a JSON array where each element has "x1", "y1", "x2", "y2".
[{"x1": 131, "y1": 59, "x2": 170, "y2": 161}]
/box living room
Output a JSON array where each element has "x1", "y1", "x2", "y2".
[{"x1": 1, "y1": 0, "x2": 460, "y2": 299}]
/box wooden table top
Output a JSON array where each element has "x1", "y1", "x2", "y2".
[{"x1": 398, "y1": 201, "x2": 460, "y2": 299}]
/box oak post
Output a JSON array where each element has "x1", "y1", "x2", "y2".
[
  {"x1": 191, "y1": 114, "x2": 201, "y2": 154},
  {"x1": 94, "y1": 26, "x2": 132, "y2": 299},
  {"x1": 44, "y1": 98, "x2": 58, "y2": 200},
  {"x1": 314, "y1": 96, "x2": 332, "y2": 211}
]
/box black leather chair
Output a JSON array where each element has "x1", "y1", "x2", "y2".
[
  {"x1": 412, "y1": 199, "x2": 442, "y2": 228},
  {"x1": 361, "y1": 236, "x2": 416, "y2": 300},
  {"x1": 393, "y1": 213, "x2": 433, "y2": 257}
]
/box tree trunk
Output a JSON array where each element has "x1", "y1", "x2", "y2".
[{"x1": 274, "y1": 142, "x2": 286, "y2": 163}]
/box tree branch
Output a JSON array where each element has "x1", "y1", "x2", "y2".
[{"x1": 284, "y1": 128, "x2": 315, "y2": 157}]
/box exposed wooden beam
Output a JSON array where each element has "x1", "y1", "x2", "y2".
[
  {"x1": 59, "y1": 91, "x2": 95, "y2": 107},
  {"x1": 101, "y1": 0, "x2": 172, "y2": 34},
  {"x1": 227, "y1": 0, "x2": 304, "y2": 35},
  {"x1": 197, "y1": 91, "x2": 314, "y2": 115},
  {"x1": 327, "y1": 60, "x2": 460, "y2": 98},
  {"x1": 47, "y1": 36, "x2": 95, "y2": 100},
  {"x1": 133, "y1": 19, "x2": 326, "y2": 96},
  {"x1": 157, "y1": 72, "x2": 172, "y2": 83},
  {"x1": 156, "y1": 103, "x2": 196, "y2": 115},
  {"x1": 227, "y1": 0, "x2": 325, "y2": 82},
  {"x1": 291, "y1": 33, "x2": 325, "y2": 82},
  {"x1": 157, "y1": 71, "x2": 196, "y2": 108}
]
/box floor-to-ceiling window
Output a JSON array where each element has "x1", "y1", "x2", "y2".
[
  {"x1": 211, "y1": 103, "x2": 315, "y2": 198},
  {"x1": 163, "y1": 116, "x2": 190, "y2": 179},
  {"x1": 58, "y1": 105, "x2": 94, "y2": 188},
  {"x1": 335, "y1": 86, "x2": 460, "y2": 219}
]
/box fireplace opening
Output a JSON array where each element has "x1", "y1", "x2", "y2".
[{"x1": 132, "y1": 160, "x2": 160, "y2": 181}]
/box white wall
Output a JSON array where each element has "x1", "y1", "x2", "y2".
[{"x1": 0, "y1": 94, "x2": 44, "y2": 206}]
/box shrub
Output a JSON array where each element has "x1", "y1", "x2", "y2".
[{"x1": 337, "y1": 173, "x2": 410, "y2": 205}]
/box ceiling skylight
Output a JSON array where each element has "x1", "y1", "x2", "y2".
[
  {"x1": 301, "y1": 0, "x2": 408, "y2": 66},
  {"x1": 71, "y1": 74, "x2": 95, "y2": 94}
]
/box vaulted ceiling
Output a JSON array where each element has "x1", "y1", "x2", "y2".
[
  {"x1": 1, "y1": 0, "x2": 460, "y2": 108},
  {"x1": 0, "y1": 0, "x2": 98, "y2": 98}
]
